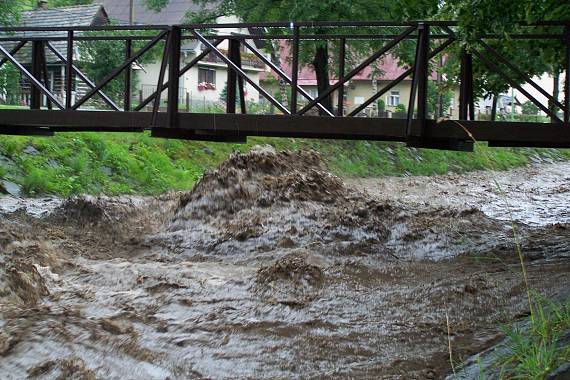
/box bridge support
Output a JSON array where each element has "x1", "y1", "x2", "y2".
[
  {"x1": 459, "y1": 48, "x2": 474, "y2": 121},
  {"x1": 30, "y1": 41, "x2": 43, "y2": 110}
]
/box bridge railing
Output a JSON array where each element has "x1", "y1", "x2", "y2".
[{"x1": 0, "y1": 21, "x2": 568, "y2": 148}]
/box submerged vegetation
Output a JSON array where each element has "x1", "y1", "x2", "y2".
[{"x1": 0, "y1": 133, "x2": 569, "y2": 196}]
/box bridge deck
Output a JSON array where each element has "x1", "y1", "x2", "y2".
[
  {"x1": 0, "y1": 20, "x2": 568, "y2": 151},
  {"x1": 1, "y1": 110, "x2": 570, "y2": 150}
]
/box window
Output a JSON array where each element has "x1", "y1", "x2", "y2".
[
  {"x1": 198, "y1": 68, "x2": 216, "y2": 84},
  {"x1": 388, "y1": 91, "x2": 400, "y2": 106},
  {"x1": 354, "y1": 96, "x2": 365, "y2": 105},
  {"x1": 307, "y1": 88, "x2": 318, "y2": 98}
]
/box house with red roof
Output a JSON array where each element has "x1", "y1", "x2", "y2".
[{"x1": 260, "y1": 43, "x2": 461, "y2": 118}]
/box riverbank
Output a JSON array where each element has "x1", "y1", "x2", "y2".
[
  {"x1": 1, "y1": 149, "x2": 569, "y2": 379},
  {"x1": 1, "y1": 133, "x2": 569, "y2": 197}
]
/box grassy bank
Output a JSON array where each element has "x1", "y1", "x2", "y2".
[{"x1": 1, "y1": 132, "x2": 569, "y2": 196}]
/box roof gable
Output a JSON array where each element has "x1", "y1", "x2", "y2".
[
  {"x1": 20, "y1": 4, "x2": 109, "y2": 28},
  {"x1": 97, "y1": 0, "x2": 210, "y2": 25}
]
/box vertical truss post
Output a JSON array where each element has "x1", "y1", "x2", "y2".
[
  {"x1": 167, "y1": 26, "x2": 181, "y2": 127},
  {"x1": 291, "y1": 25, "x2": 300, "y2": 114},
  {"x1": 459, "y1": 47, "x2": 473, "y2": 120},
  {"x1": 337, "y1": 37, "x2": 346, "y2": 116},
  {"x1": 40, "y1": 41, "x2": 52, "y2": 110},
  {"x1": 564, "y1": 26, "x2": 570, "y2": 123},
  {"x1": 124, "y1": 39, "x2": 132, "y2": 112},
  {"x1": 65, "y1": 31, "x2": 74, "y2": 109},
  {"x1": 236, "y1": 43, "x2": 246, "y2": 114},
  {"x1": 226, "y1": 38, "x2": 238, "y2": 114},
  {"x1": 151, "y1": 31, "x2": 171, "y2": 127},
  {"x1": 406, "y1": 23, "x2": 429, "y2": 142},
  {"x1": 416, "y1": 23, "x2": 429, "y2": 131},
  {"x1": 30, "y1": 41, "x2": 43, "y2": 109}
]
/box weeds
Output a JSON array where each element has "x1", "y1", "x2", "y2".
[
  {"x1": 446, "y1": 120, "x2": 570, "y2": 379},
  {"x1": 498, "y1": 296, "x2": 570, "y2": 378}
]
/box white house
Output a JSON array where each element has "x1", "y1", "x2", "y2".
[{"x1": 99, "y1": 0, "x2": 265, "y2": 109}]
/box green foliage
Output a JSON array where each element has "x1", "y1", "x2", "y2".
[
  {"x1": 77, "y1": 29, "x2": 163, "y2": 107},
  {"x1": 427, "y1": 81, "x2": 453, "y2": 116},
  {"x1": 1, "y1": 132, "x2": 568, "y2": 197},
  {"x1": 498, "y1": 295, "x2": 570, "y2": 378},
  {"x1": 0, "y1": 0, "x2": 20, "y2": 25},
  {"x1": 0, "y1": 64, "x2": 22, "y2": 105},
  {"x1": 377, "y1": 98, "x2": 385, "y2": 112},
  {"x1": 394, "y1": 103, "x2": 406, "y2": 113},
  {"x1": 48, "y1": 0, "x2": 94, "y2": 6},
  {"x1": 522, "y1": 101, "x2": 540, "y2": 116}
]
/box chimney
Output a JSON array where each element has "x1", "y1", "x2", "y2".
[{"x1": 37, "y1": 0, "x2": 48, "y2": 9}]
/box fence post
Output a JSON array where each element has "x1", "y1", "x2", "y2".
[{"x1": 186, "y1": 91, "x2": 190, "y2": 112}]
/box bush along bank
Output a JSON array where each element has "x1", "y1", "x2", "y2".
[{"x1": 1, "y1": 132, "x2": 570, "y2": 197}]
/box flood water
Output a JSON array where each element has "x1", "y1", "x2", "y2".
[{"x1": 1, "y1": 148, "x2": 569, "y2": 379}]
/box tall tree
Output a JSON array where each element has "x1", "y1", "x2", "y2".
[{"x1": 440, "y1": 0, "x2": 570, "y2": 117}]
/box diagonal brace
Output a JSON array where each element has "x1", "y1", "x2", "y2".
[
  {"x1": 46, "y1": 42, "x2": 120, "y2": 111},
  {"x1": 297, "y1": 25, "x2": 417, "y2": 115},
  {"x1": 0, "y1": 44, "x2": 64, "y2": 109},
  {"x1": 191, "y1": 30, "x2": 290, "y2": 114},
  {"x1": 239, "y1": 39, "x2": 334, "y2": 117},
  {"x1": 73, "y1": 30, "x2": 168, "y2": 110}
]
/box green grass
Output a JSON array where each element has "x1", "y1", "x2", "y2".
[
  {"x1": 0, "y1": 132, "x2": 570, "y2": 196},
  {"x1": 497, "y1": 295, "x2": 570, "y2": 379}
]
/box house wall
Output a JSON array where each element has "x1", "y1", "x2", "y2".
[
  {"x1": 260, "y1": 80, "x2": 461, "y2": 118},
  {"x1": 136, "y1": 60, "x2": 261, "y2": 106},
  {"x1": 136, "y1": 15, "x2": 263, "y2": 109}
]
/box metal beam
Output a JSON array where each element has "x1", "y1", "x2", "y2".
[
  {"x1": 191, "y1": 29, "x2": 290, "y2": 114},
  {"x1": 167, "y1": 26, "x2": 181, "y2": 126},
  {"x1": 297, "y1": 26, "x2": 417, "y2": 115},
  {"x1": 134, "y1": 39, "x2": 223, "y2": 111},
  {"x1": 73, "y1": 30, "x2": 168, "y2": 110},
  {"x1": 0, "y1": 44, "x2": 64, "y2": 110},
  {"x1": 47, "y1": 41, "x2": 121, "y2": 111}
]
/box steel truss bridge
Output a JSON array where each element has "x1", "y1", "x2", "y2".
[{"x1": 0, "y1": 21, "x2": 569, "y2": 151}]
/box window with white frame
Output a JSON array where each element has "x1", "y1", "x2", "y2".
[{"x1": 388, "y1": 90, "x2": 400, "y2": 106}]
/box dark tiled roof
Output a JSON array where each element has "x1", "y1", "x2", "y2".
[
  {"x1": 0, "y1": 4, "x2": 110, "y2": 64},
  {"x1": 97, "y1": 0, "x2": 208, "y2": 25},
  {"x1": 20, "y1": 4, "x2": 108, "y2": 28}
]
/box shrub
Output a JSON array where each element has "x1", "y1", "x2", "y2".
[{"x1": 395, "y1": 103, "x2": 406, "y2": 113}]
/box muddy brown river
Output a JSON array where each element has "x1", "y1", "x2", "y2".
[{"x1": 1, "y1": 148, "x2": 569, "y2": 379}]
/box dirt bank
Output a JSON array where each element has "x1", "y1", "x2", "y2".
[{"x1": 1, "y1": 147, "x2": 569, "y2": 379}]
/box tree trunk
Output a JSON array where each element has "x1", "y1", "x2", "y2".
[
  {"x1": 550, "y1": 68, "x2": 560, "y2": 123},
  {"x1": 491, "y1": 94, "x2": 498, "y2": 121},
  {"x1": 313, "y1": 44, "x2": 333, "y2": 115},
  {"x1": 270, "y1": 41, "x2": 288, "y2": 110}
]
